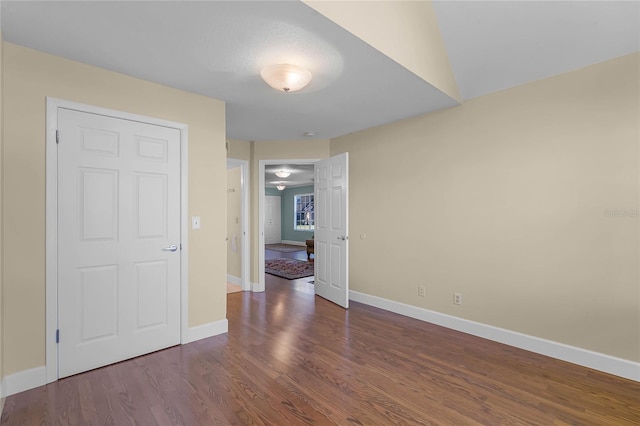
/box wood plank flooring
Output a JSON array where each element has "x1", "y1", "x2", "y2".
[
  {"x1": 265, "y1": 247, "x2": 309, "y2": 261},
  {"x1": 2, "y1": 275, "x2": 639, "y2": 425}
]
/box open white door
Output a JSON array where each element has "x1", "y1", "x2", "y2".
[{"x1": 314, "y1": 153, "x2": 349, "y2": 308}]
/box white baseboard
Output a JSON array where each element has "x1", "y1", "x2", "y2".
[
  {"x1": 281, "y1": 240, "x2": 306, "y2": 246},
  {"x1": 0, "y1": 376, "x2": 5, "y2": 415},
  {"x1": 3, "y1": 322, "x2": 229, "y2": 396},
  {"x1": 349, "y1": 290, "x2": 640, "y2": 382},
  {"x1": 226, "y1": 274, "x2": 241, "y2": 286},
  {"x1": 183, "y1": 319, "x2": 228, "y2": 344},
  {"x1": 3, "y1": 366, "x2": 47, "y2": 397},
  {"x1": 252, "y1": 281, "x2": 265, "y2": 292}
]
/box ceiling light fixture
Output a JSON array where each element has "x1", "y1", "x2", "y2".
[
  {"x1": 261, "y1": 64, "x2": 312, "y2": 93},
  {"x1": 276, "y1": 184, "x2": 286, "y2": 191},
  {"x1": 275, "y1": 170, "x2": 291, "y2": 178}
]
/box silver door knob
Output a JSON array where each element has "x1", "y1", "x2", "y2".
[
  {"x1": 337, "y1": 236, "x2": 348, "y2": 241},
  {"x1": 162, "y1": 244, "x2": 178, "y2": 252}
]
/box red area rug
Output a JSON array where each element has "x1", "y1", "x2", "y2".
[{"x1": 265, "y1": 258, "x2": 314, "y2": 280}]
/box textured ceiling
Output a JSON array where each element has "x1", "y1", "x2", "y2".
[{"x1": 1, "y1": 1, "x2": 638, "y2": 141}]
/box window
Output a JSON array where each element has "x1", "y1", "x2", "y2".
[{"x1": 294, "y1": 193, "x2": 314, "y2": 231}]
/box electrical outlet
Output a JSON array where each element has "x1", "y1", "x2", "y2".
[
  {"x1": 418, "y1": 285, "x2": 426, "y2": 297},
  {"x1": 453, "y1": 293, "x2": 462, "y2": 305}
]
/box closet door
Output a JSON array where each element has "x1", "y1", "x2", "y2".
[
  {"x1": 265, "y1": 195, "x2": 282, "y2": 244},
  {"x1": 57, "y1": 108, "x2": 181, "y2": 378}
]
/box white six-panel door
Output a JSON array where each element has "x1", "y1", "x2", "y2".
[
  {"x1": 314, "y1": 153, "x2": 349, "y2": 308},
  {"x1": 57, "y1": 108, "x2": 181, "y2": 378},
  {"x1": 265, "y1": 195, "x2": 282, "y2": 244}
]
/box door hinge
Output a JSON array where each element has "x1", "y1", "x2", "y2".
[
  {"x1": 56, "y1": 329, "x2": 60, "y2": 343},
  {"x1": 180, "y1": 244, "x2": 183, "y2": 251},
  {"x1": 55, "y1": 130, "x2": 60, "y2": 144}
]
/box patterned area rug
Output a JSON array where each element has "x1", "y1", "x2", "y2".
[
  {"x1": 266, "y1": 244, "x2": 306, "y2": 253},
  {"x1": 265, "y1": 258, "x2": 314, "y2": 280}
]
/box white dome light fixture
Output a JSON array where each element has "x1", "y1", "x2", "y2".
[
  {"x1": 276, "y1": 184, "x2": 286, "y2": 191},
  {"x1": 275, "y1": 170, "x2": 291, "y2": 178},
  {"x1": 261, "y1": 64, "x2": 312, "y2": 93}
]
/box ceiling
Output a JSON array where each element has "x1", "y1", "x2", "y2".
[
  {"x1": 2, "y1": 1, "x2": 638, "y2": 141},
  {"x1": 265, "y1": 164, "x2": 314, "y2": 189}
]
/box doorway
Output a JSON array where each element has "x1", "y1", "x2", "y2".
[
  {"x1": 258, "y1": 160, "x2": 318, "y2": 292},
  {"x1": 258, "y1": 154, "x2": 349, "y2": 308},
  {"x1": 226, "y1": 159, "x2": 250, "y2": 292}
]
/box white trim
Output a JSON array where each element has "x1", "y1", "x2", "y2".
[
  {"x1": 45, "y1": 99, "x2": 58, "y2": 383},
  {"x1": 45, "y1": 97, "x2": 190, "y2": 383},
  {"x1": 2, "y1": 323, "x2": 227, "y2": 397},
  {"x1": 226, "y1": 274, "x2": 241, "y2": 286},
  {"x1": 3, "y1": 366, "x2": 47, "y2": 397},
  {"x1": 227, "y1": 159, "x2": 250, "y2": 291},
  {"x1": 258, "y1": 159, "x2": 319, "y2": 292},
  {"x1": 280, "y1": 240, "x2": 306, "y2": 247},
  {"x1": 252, "y1": 281, "x2": 265, "y2": 293},
  {"x1": 350, "y1": 290, "x2": 640, "y2": 382},
  {"x1": 180, "y1": 125, "x2": 190, "y2": 345},
  {"x1": 183, "y1": 319, "x2": 228, "y2": 344}
]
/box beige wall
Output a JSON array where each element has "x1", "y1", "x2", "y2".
[
  {"x1": 2, "y1": 43, "x2": 227, "y2": 376},
  {"x1": 304, "y1": 0, "x2": 460, "y2": 102},
  {"x1": 227, "y1": 167, "x2": 242, "y2": 279},
  {"x1": 227, "y1": 138, "x2": 251, "y2": 162},
  {"x1": 250, "y1": 139, "x2": 330, "y2": 283},
  {"x1": 331, "y1": 53, "x2": 640, "y2": 362}
]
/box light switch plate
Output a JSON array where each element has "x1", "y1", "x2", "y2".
[{"x1": 192, "y1": 216, "x2": 201, "y2": 229}]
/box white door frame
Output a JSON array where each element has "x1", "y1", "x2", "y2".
[
  {"x1": 258, "y1": 159, "x2": 319, "y2": 292},
  {"x1": 45, "y1": 98, "x2": 190, "y2": 383},
  {"x1": 226, "y1": 159, "x2": 250, "y2": 291}
]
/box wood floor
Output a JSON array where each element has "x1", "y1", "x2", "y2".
[
  {"x1": 226, "y1": 282, "x2": 242, "y2": 294},
  {"x1": 265, "y1": 247, "x2": 310, "y2": 261},
  {"x1": 2, "y1": 275, "x2": 638, "y2": 425}
]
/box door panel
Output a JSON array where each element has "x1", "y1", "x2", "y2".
[
  {"x1": 331, "y1": 185, "x2": 342, "y2": 229},
  {"x1": 135, "y1": 173, "x2": 167, "y2": 238},
  {"x1": 79, "y1": 168, "x2": 119, "y2": 240},
  {"x1": 58, "y1": 108, "x2": 181, "y2": 378},
  {"x1": 78, "y1": 265, "x2": 119, "y2": 342},
  {"x1": 314, "y1": 153, "x2": 349, "y2": 308},
  {"x1": 135, "y1": 260, "x2": 169, "y2": 330}
]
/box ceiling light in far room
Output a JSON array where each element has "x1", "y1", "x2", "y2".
[
  {"x1": 304, "y1": 131, "x2": 316, "y2": 137},
  {"x1": 276, "y1": 184, "x2": 286, "y2": 191},
  {"x1": 275, "y1": 170, "x2": 291, "y2": 178},
  {"x1": 261, "y1": 64, "x2": 312, "y2": 93}
]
